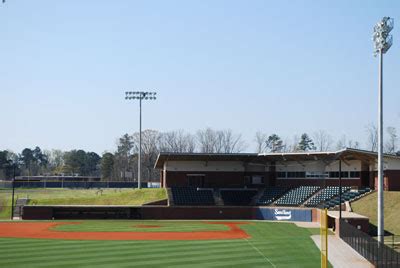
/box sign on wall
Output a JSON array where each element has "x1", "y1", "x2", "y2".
[{"x1": 256, "y1": 208, "x2": 312, "y2": 222}]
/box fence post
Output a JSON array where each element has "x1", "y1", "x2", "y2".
[{"x1": 320, "y1": 209, "x2": 328, "y2": 268}]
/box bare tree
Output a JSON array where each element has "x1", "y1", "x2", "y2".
[
  {"x1": 218, "y1": 129, "x2": 246, "y2": 153},
  {"x1": 313, "y1": 130, "x2": 333, "y2": 151},
  {"x1": 348, "y1": 140, "x2": 361, "y2": 149},
  {"x1": 385, "y1": 126, "x2": 398, "y2": 154},
  {"x1": 255, "y1": 131, "x2": 268, "y2": 153},
  {"x1": 44, "y1": 149, "x2": 65, "y2": 174},
  {"x1": 366, "y1": 124, "x2": 378, "y2": 152},
  {"x1": 132, "y1": 129, "x2": 162, "y2": 182},
  {"x1": 282, "y1": 137, "x2": 292, "y2": 152},
  {"x1": 336, "y1": 135, "x2": 347, "y2": 150},
  {"x1": 196, "y1": 128, "x2": 245, "y2": 153},
  {"x1": 336, "y1": 135, "x2": 361, "y2": 150},
  {"x1": 196, "y1": 128, "x2": 218, "y2": 153},
  {"x1": 160, "y1": 130, "x2": 196, "y2": 153},
  {"x1": 286, "y1": 135, "x2": 300, "y2": 152}
]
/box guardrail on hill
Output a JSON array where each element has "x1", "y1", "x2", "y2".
[
  {"x1": 0, "y1": 181, "x2": 160, "y2": 189},
  {"x1": 340, "y1": 219, "x2": 400, "y2": 267},
  {"x1": 383, "y1": 235, "x2": 400, "y2": 253}
]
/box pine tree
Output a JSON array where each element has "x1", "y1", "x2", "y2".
[
  {"x1": 297, "y1": 133, "x2": 316, "y2": 151},
  {"x1": 266, "y1": 134, "x2": 284, "y2": 152}
]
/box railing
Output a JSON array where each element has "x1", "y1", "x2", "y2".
[
  {"x1": 340, "y1": 219, "x2": 400, "y2": 267},
  {"x1": 0, "y1": 181, "x2": 159, "y2": 189},
  {"x1": 381, "y1": 235, "x2": 400, "y2": 253}
]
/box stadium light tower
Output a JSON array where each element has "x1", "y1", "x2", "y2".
[
  {"x1": 125, "y1": 91, "x2": 157, "y2": 189},
  {"x1": 373, "y1": 17, "x2": 393, "y2": 243}
]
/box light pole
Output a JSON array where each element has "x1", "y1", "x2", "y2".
[
  {"x1": 10, "y1": 163, "x2": 16, "y2": 220},
  {"x1": 339, "y1": 159, "x2": 342, "y2": 220},
  {"x1": 125, "y1": 91, "x2": 157, "y2": 189},
  {"x1": 373, "y1": 17, "x2": 393, "y2": 243}
]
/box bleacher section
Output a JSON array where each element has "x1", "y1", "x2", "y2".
[
  {"x1": 257, "y1": 187, "x2": 288, "y2": 205},
  {"x1": 274, "y1": 186, "x2": 320, "y2": 206},
  {"x1": 169, "y1": 186, "x2": 372, "y2": 208},
  {"x1": 323, "y1": 188, "x2": 371, "y2": 209},
  {"x1": 220, "y1": 189, "x2": 258, "y2": 206},
  {"x1": 171, "y1": 187, "x2": 215, "y2": 206},
  {"x1": 304, "y1": 186, "x2": 351, "y2": 207}
]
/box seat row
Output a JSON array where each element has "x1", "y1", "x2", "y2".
[
  {"x1": 171, "y1": 187, "x2": 215, "y2": 206},
  {"x1": 274, "y1": 186, "x2": 321, "y2": 206},
  {"x1": 304, "y1": 186, "x2": 351, "y2": 207},
  {"x1": 257, "y1": 187, "x2": 289, "y2": 205},
  {"x1": 220, "y1": 190, "x2": 258, "y2": 206},
  {"x1": 169, "y1": 186, "x2": 372, "y2": 207},
  {"x1": 321, "y1": 188, "x2": 371, "y2": 209}
]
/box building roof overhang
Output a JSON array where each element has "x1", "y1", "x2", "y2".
[{"x1": 154, "y1": 148, "x2": 400, "y2": 169}]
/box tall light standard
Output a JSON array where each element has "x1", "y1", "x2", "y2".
[
  {"x1": 125, "y1": 91, "x2": 157, "y2": 189},
  {"x1": 373, "y1": 17, "x2": 393, "y2": 243},
  {"x1": 10, "y1": 163, "x2": 16, "y2": 220}
]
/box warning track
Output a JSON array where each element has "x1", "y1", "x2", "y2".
[{"x1": 0, "y1": 221, "x2": 250, "y2": 241}]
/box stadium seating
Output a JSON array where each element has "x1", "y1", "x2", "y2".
[
  {"x1": 257, "y1": 187, "x2": 289, "y2": 205},
  {"x1": 171, "y1": 187, "x2": 215, "y2": 206},
  {"x1": 220, "y1": 189, "x2": 258, "y2": 206},
  {"x1": 304, "y1": 186, "x2": 351, "y2": 207},
  {"x1": 274, "y1": 186, "x2": 320, "y2": 206},
  {"x1": 169, "y1": 185, "x2": 371, "y2": 208},
  {"x1": 323, "y1": 187, "x2": 372, "y2": 209}
]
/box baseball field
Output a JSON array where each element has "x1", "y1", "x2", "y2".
[{"x1": 0, "y1": 220, "x2": 326, "y2": 268}]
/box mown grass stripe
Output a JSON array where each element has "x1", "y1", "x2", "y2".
[
  {"x1": 165, "y1": 257, "x2": 271, "y2": 268},
  {"x1": 0, "y1": 240, "x2": 246, "y2": 260},
  {"x1": 243, "y1": 238, "x2": 276, "y2": 267},
  {"x1": 0, "y1": 237, "x2": 246, "y2": 249},
  {"x1": 2, "y1": 241, "x2": 256, "y2": 266},
  {"x1": 38, "y1": 250, "x2": 267, "y2": 268},
  {"x1": 1, "y1": 237, "x2": 245, "y2": 250}
]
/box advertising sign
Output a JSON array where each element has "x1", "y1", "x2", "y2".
[{"x1": 256, "y1": 208, "x2": 312, "y2": 222}]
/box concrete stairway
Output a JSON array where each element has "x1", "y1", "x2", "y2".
[
  {"x1": 301, "y1": 188, "x2": 324, "y2": 207},
  {"x1": 13, "y1": 198, "x2": 29, "y2": 219},
  {"x1": 251, "y1": 188, "x2": 266, "y2": 205},
  {"x1": 166, "y1": 188, "x2": 174, "y2": 206},
  {"x1": 213, "y1": 189, "x2": 224, "y2": 206}
]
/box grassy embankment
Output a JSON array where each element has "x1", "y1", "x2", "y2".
[
  {"x1": 0, "y1": 188, "x2": 167, "y2": 219},
  {"x1": 351, "y1": 191, "x2": 400, "y2": 235}
]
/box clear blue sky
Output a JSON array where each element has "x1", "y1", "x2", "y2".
[{"x1": 1, "y1": 0, "x2": 399, "y2": 154}]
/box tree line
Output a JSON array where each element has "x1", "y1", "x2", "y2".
[
  {"x1": 1, "y1": 125, "x2": 399, "y2": 181},
  {"x1": 0, "y1": 147, "x2": 101, "y2": 179}
]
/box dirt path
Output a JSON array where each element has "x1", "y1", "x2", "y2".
[{"x1": 0, "y1": 221, "x2": 250, "y2": 241}]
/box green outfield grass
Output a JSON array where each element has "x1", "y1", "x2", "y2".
[
  {"x1": 0, "y1": 188, "x2": 167, "y2": 219},
  {"x1": 0, "y1": 220, "x2": 327, "y2": 268}
]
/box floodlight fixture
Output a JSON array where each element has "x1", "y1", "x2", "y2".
[
  {"x1": 125, "y1": 91, "x2": 157, "y2": 189},
  {"x1": 373, "y1": 17, "x2": 393, "y2": 243},
  {"x1": 373, "y1": 17, "x2": 393, "y2": 56}
]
